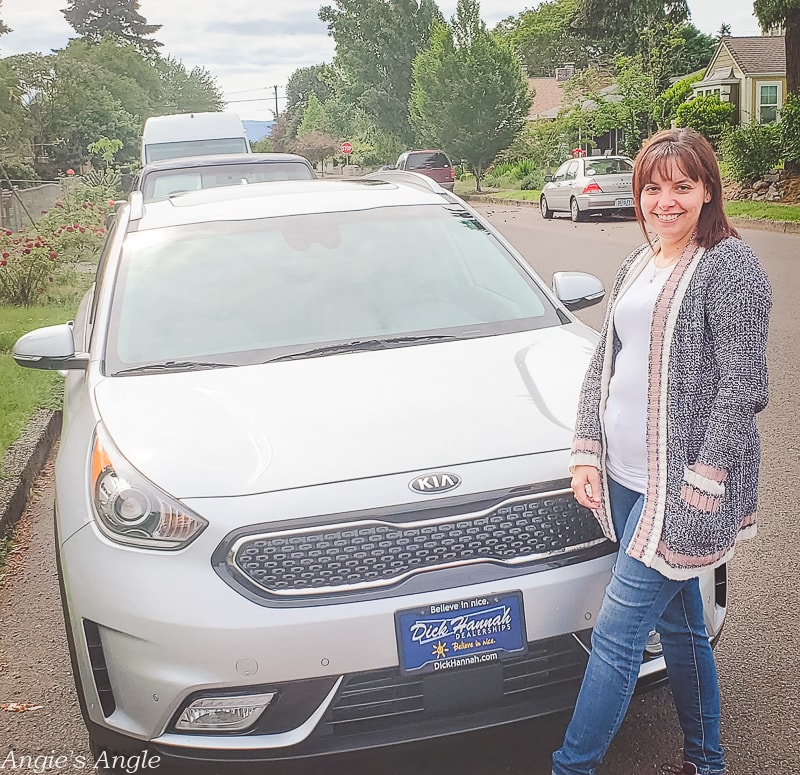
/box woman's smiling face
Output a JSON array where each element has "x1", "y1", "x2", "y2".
[{"x1": 640, "y1": 160, "x2": 710, "y2": 248}]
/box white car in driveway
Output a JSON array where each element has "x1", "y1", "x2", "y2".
[{"x1": 13, "y1": 173, "x2": 726, "y2": 767}]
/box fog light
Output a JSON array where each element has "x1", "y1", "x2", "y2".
[{"x1": 175, "y1": 692, "x2": 276, "y2": 732}]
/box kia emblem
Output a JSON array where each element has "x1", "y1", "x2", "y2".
[{"x1": 409, "y1": 472, "x2": 461, "y2": 494}]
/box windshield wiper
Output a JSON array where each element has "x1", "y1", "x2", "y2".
[
  {"x1": 265, "y1": 334, "x2": 466, "y2": 363},
  {"x1": 113, "y1": 360, "x2": 236, "y2": 376}
]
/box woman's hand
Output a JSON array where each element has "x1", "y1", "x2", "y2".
[{"x1": 571, "y1": 465, "x2": 602, "y2": 510}]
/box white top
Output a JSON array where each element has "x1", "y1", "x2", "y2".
[{"x1": 604, "y1": 256, "x2": 674, "y2": 493}]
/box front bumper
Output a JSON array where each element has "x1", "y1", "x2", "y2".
[{"x1": 60, "y1": 518, "x2": 616, "y2": 759}]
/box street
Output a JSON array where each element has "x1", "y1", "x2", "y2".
[{"x1": 1, "y1": 204, "x2": 798, "y2": 774}]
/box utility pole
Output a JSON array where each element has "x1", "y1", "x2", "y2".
[{"x1": 273, "y1": 85, "x2": 279, "y2": 118}]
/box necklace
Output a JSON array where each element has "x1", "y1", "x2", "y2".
[
  {"x1": 648, "y1": 261, "x2": 673, "y2": 283},
  {"x1": 649, "y1": 233, "x2": 696, "y2": 283}
]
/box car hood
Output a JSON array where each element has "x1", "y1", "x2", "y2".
[{"x1": 93, "y1": 326, "x2": 596, "y2": 498}]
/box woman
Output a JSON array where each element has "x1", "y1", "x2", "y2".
[{"x1": 551, "y1": 127, "x2": 772, "y2": 775}]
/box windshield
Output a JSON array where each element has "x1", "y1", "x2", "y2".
[
  {"x1": 104, "y1": 204, "x2": 560, "y2": 373},
  {"x1": 584, "y1": 158, "x2": 633, "y2": 175},
  {"x1": 142, "y1": 162, "x2": 314, "y2": 200},
  {"x1": 144, "y1": 138, "x2": 249, "y2": 163},
  {"x1": 406, "y1": 152, "x2": 451, "y2": 169}
]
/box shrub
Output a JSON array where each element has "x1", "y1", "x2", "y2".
[
  {"x1": 779, "y1": 94, "x2": 800, "y2": 166},
  {"x1": 675, "y1": 95, "x2": 734, "y2": 147},
  {"x1": 720, "y1": 123, "x2": 782, "y2": 185},
  {"x1": 0, "y1": 178, "x2": 114, "y2": 306},
  {"x1": 0, "y1": 230, "x2": 61, "y2": 306},
  {"x1": 520, "y1": 171, "x2": 544, "y2": 190}
]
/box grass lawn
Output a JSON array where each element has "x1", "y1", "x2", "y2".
[
  {"x1": 723, "y1": 201, "x2": 800, "y2": 222},
  {"x1": 0, "y1": 306, "x2": 74, "y2": 465}
]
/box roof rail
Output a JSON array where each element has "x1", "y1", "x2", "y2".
[
  {"x1": 362, "y1": 169, "x2": 448, "y2": 194},
  {"x1": 128, "y1": 190, "x2": 144, "y2": 221}
]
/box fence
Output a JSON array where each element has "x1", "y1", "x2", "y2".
[{"x1": 0, "y1": 183, "x2": 61, "y2": 233}]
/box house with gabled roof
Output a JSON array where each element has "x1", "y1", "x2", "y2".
[{"x1": 692, "y1": 35, "x2": 786, "y2": 124}]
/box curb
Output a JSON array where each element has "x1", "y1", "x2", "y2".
[
  {"x1": 461, "y1": 194, "x2": 800, "y2": 234},
  {"x1": 0, "y1": 409, "x2": 62, "y2": 535}
]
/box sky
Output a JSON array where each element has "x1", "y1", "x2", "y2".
[{"x1": 0, "y1": 1, "x2": 764, "y2": 121}]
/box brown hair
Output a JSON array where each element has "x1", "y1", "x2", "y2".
[{"x1": 632, "y1": 127, "x2": 738, "y2": 248}]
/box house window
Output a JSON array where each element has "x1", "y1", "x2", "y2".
[{"x1": 758, "y1": 84, "x2": 779, "y2": 123}]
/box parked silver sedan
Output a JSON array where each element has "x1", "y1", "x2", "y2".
[
  {"x1": 540, "y1": 155, "x2": 635, "y2": 222},
  {"x1": 13, "y1": 173, "x2": 725, "y2": 767}
]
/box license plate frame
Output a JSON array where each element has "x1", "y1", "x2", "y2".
[
  {"x1": 615, "y1": 197, "x2": 634, "y2": 207},
  {"x1": 395, "y1": 591, "x2": 527, "y2": 675}
]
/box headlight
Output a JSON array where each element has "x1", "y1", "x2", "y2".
[{"x1": 91, "y1": 425, "x2": 207, "y2": 550}]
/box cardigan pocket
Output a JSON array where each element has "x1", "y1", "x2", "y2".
[{"x1": 680, "y1": 464, "x2": 726, "y2": 513}]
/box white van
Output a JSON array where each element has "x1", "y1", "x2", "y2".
[{"x1": 140, "y1": 112, "x2": 251, "y2": 165}]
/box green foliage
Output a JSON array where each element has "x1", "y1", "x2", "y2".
[
  {"x1": 0, "y1": 179, "x2": 112, "y2": 306},
  {"x1": 574, "y1": 0, "x2": 688, "y2": 58},
  {"x1": 493, "y1": 0, "x2": 589, "y2": 76},
  {"x1": 0, "y1": 306, "x2": 69, "y2": 464},
  {"x1": 779, "y1": 94, "x2": 800, "y2": 165},
  {"x1": 720, "y1": 122, "x2": 782, "y2": 185},
  {"x1": 652, "y1": 72, "x2": 702, "y2": 130},
  {"x1": 7, "y1": 41, "x2": 225, "y2": 175},
  {"x1": 675, "y1": 94, "x2": 734, "y2": 147},
  {"x1": 87, "y1": 136, "x2": 123, "y2": 166},
  {"x1": 297, "y1": 94, "x2": 326, "y2": 138},
  {"x1": 0, "y1": 0, "x2": 9, "y2": 36},
  {"x1": 155, "y1": 56, "x2": 225, "y2": 114},
  {"x1": 670, "y1": 23, "x2": 715, "y2": 77},
  {"x1": 251, "y1": 138, "x2": 274, "y2": 153},
  {"x1": 410, "y1": 0, "x2": 532, "y2": 191},
  {"x1": 62, "y1": 0, "x2": 162, "y2": 57},
  {"x1": 520, "y1": 171, "x2": 544, "y2": 190},
  {"x1": 319, "y1": 0, "x2": 442, "y2": 145},
  {"x1": 286, "y1": 65, "x2": 332, "y2": 114}
]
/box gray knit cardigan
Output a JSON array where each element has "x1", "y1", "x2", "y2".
[{"x1": 570, "y1": 235, "x2": 772, "y2": 580}]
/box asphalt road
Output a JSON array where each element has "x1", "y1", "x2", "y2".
[{"x1": 0, "y1": 205, "x2": 797, "y2": 775}]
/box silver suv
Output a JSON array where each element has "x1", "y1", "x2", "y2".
[{"x1": 14, "y1": 173, "x2": 726, "y2": 766}]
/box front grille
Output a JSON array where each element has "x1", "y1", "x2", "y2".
[
  {"x1": 323, "y1": 633, "x2": 588, "y2": 737},
  {"x1": 228, "y1": 490, "x2": 604, "y2": 598}
]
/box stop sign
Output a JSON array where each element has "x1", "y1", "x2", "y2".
[{"x1": 341, "y1": 141, "x2": 353, "y2": 155}]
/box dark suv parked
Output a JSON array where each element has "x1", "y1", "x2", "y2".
[{"x1": 395, "y1": 149, "x2": 455, "y2": 190}]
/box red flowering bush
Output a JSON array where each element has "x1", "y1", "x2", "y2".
[
  {"x1": 0, "y1": 179, "x2": 114, "y2": 306},
  {"x1": 0, "y1": 231, "x2": 61, "y2": 306}
]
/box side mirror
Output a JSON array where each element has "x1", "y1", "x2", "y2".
[
  {"x1": 552, "y1": 272, "x2": 605, "y2": 311},
  {"x1": 544, "y1": 174, "x2": 553, "y2": 182},
  {"x1": 13, "y1": 324, "x2": 89, "y2": 371}
]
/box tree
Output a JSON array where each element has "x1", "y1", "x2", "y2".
[
  {"x1": 410, "y1": 0, "x2": 532, "y2": 191},
  {"x1": 62, "y1": 0, "x2": 163, "y2": 57},
  {"x1": 292, "y1": 130, "x2": 338, "y2": 170},
  {"x1": 671, "y1": 23, "x2": 716, "y2": 76},
  {"x1": 493, "y1": 0, "x2": 591, "y2": 76},
  {"x1": 297, "y1": 94, "x2": 326, "y2": 137},
  {"x1": 674, "y1": 93, "x2": 734, "y2": 146},
  {"x1": 651, "y1": 72, "x2": 702, "y2": 129},
  {"x1": 754, "y1": 0, "x2": 800, "y2": 167},
  {"x1": 285, "y1": 65, "x2": 332, "y2": 115},
  {"x1": 0, "y1": 0, "x2": 11, "y2": 36},
  {"x1": 155, "y1": 56, "x2": 225, "y2": 114},
  {"x1": 319, "y1": 0, "x2": 442, "y2": 145},
  {"x1": 573, "y1": 0, "x2": 689, "y2": 56}
]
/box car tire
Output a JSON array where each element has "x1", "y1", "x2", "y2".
[
  {"x1": 570, "y1": 198, "x2": 585, "y2": 223},
  {"x1": 540, "y1": 195, "x2": 554, "y2": 219}
]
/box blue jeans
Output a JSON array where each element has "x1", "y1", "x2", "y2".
[{"x1": 551, "y1": 478, "x2": 726, "y2": 775}]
